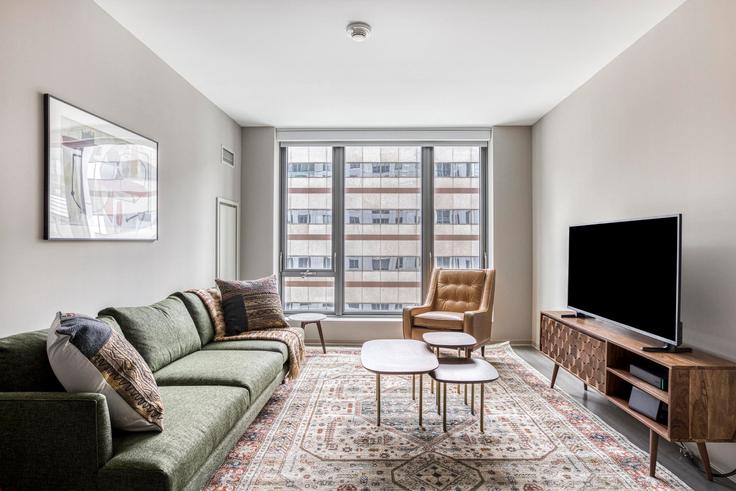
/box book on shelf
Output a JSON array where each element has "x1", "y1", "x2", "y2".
[{"x1": 629, "y1": 363, "x2": 668, "y2": 391}]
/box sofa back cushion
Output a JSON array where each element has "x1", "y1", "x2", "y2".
[
  {"x1": 99, "y1": 296, "x2": 201, "y2": 372},
  {"x1": 0, "y1": 329, "x2": 64, "y2": 392},
  {"x1": 173, "y1": 291, "x2": 215, "y2": 345}
]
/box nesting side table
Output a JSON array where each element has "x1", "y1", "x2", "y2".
[{"x1": 288, "y1": 313, "x2": 327, "y2": 353}]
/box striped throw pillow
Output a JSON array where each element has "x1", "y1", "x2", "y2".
[{"x1": 215, "y1": 275, "x2": 288, "y2": 334}]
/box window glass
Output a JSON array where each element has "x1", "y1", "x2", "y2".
[
  {"x1": 433, "y1": 146, "x2": 481, "y2": 269},
  {"x1": 344, "y1": 146, "x2": 422, "y2": 313}
]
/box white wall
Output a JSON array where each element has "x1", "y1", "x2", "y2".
[
  {"x1": 242, "y1": 128, "x2": 533, "y2": 345},
  {"x1": 0, "y1": 0, "x2": 241, "y2": 336},
  {"x1": 491, "y1": 127, "x2": 533, "y2": 343},
  {"x1": 532, "y1": 0, "x2": 736, "y2": 474},
  {"x1": 240, "y1": 127, "x2": 278, "y2": 279}
]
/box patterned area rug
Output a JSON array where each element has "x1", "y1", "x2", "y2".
[{"x1": 205, "y1": 343, "x2": 689, "y2": 490}]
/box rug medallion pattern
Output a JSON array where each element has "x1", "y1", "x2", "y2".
[{"x1": 205, "y1": 343, "x2": 689, "y2": 490}]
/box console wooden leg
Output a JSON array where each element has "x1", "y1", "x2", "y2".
[
  {"x1": 649, "y1": 430, "x2": 659, "y2": 477},
  {"x1": 550, "y1": 364, "x2": 560, "y2": 389},
  {"x1": 697, "y1": 442, "x2": 713, "y2": 481}
]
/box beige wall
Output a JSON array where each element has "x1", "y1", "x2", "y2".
[
  {"x1": 0, "y1": 0, "x2": 241, "y2": 336},
  {"x1": 240, "y1": 127, "x2": 279, "y2": 279},
  {"x1": 532, "y1": 0, "x2": 736, "y2": 473},
  {"x1": 491, "y1": 127, "x2": 533, "y2": 343}
]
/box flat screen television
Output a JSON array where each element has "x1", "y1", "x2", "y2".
[{"x1": 567, "y1": 214, "x2": 684, "y2": 351}]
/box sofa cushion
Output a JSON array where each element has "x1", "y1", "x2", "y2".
[
  {"x1": 154, "y1": 350, "x2": 284, "y2": 404},
  {"x1": 172, "y1": 291, "x2": 215, "y2": 345},
  {"x1": 97, "y1": 385, "x2": 248, "y2": 491},
  {"x1": 47, "y1": 313, "x2": 164, "y2": 432},
  {"x1": 202, "y1": 339, "x2": 288, "y2": 363},
  {"x1": 99, "y1": 296, "x2": 201, "y2": 372},
  {"x1": 0, "y1": 329, "x2": 64, "y2": 392},
  {"x1": 414, "y1": 311, "x2": 464, "y2": 330}
]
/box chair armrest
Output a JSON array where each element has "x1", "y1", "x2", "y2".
[
  {"x1": 0, "y1": 392, "x2": 113, "y2": 490},
  {"x1": 402, "y1": 305, "x2": 433, "y2": 338},
  {"x1": 463, "y1": 309, "x2": 492, "y2": 344}
]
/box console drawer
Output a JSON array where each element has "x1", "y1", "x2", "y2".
[{"x1": 540, "y1": 314, "x2": 606, "y2": 391}]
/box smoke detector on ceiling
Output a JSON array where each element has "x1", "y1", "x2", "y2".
[{"x1": 346, "y1": 22, "x2": 371, "y2": 42}]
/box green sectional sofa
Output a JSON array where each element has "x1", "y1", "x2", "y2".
[{"x1": 0, "y1": 292, "x2": 290, "y2": 491}]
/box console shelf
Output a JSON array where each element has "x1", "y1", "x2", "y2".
[
  {"x1": 606, "y1": 367, "x2": 669, "y2": 403},
  {"x1": 539, "y1": 311, "x2": 736, "y2": 481}
]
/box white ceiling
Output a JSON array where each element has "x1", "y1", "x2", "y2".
[{"x1": 95, "y1": 0, "x2": 685, "y2": 128}]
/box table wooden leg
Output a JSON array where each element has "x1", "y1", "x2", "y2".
[
  {"x1": 697, "y1": 442, "x2": 713, "y2": 481},
  {"x1": 419, "y1": 374, "x2": 423, "y2": 429},
  {"x1": 436, "y1": 378, "x2": 441, "y2": 415},
  {"x1": 480, "y1": 383, "x2": 485, "y2": 433},
  {"x1": 316, "y1": 321, "x2": 326, "y2": 353},
  {"x1": 471, "y1": 384, "x2": 475, "y2": 416},
  {"x1": 481, "y1": 345, "x2": 485, "y2": 357},
  {"x1": 457, "y1": 349, "x2": 461, "y2": 394},
  {"x1": 376, "y1": 374, "x2": 381, "y2": 426},
  {"x1": 412, "y1": 374, "x2": 416, "y2": 400},
  {"x1": 442, "y1": 382, "x2": 447, "y2": 432},
  {"x1": 583, "y1": 382, "x2": 588, "y2": 391},
  {"x1": 464, "y1": 384, "x2": 468, "y2": 405},
  {"x1": 649, "y1": 430, "x2": 658, "y2": 477},
  {"x1": 550, "y1": 364, "x2": 560, "y2": 389}
]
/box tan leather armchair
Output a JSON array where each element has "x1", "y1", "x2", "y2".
[{"x1": 403, "y1": 268, "x2": 496, "y2": 355}]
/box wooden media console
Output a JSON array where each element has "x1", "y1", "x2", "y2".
[{"x1": 540, "y1": 311, "x2": 736, "y2": 480}]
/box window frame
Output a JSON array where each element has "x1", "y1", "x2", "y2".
[{"x1": 280, "y1": 143, "x2": 488, "y2": 316}]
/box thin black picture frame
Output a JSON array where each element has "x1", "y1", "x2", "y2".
[{"x1": 44, "y1": 94, "x2": 159, "y2": 241}]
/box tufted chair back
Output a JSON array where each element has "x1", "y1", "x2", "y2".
[{"x1": 433, "y1": 269, "x2": 488, "y2": 313}]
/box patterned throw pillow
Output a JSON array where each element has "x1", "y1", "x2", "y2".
[
  {"x1": 47, "y1": 312, "x2": 164, "y2": 432},
  {"x1": 215, "y1": 275, "x2": 289, "y2": 334}
]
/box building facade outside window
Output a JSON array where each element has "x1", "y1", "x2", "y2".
[{"x1": 280, "y1": 143, "x2": 488, "y2": 315}]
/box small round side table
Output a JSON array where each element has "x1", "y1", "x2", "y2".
[{"x1": 289, "y1": 313, "x2": 327, "y2": 353}]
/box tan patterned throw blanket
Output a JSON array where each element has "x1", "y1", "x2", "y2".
[{"x1": 188, "y1": 288, "x2": 305, "y2": 380}]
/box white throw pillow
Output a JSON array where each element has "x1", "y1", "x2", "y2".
[{"x1": 47, "y1": 312, "x2": 164, "y2": 432}]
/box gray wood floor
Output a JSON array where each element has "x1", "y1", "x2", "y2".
[{"x1": 513, "y1": 346, "x2": 736, "y2": 490}]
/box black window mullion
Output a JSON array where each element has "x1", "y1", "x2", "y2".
[
  {"x1": 421, "y1": 146, "x2": 434, "y2": 301},
  {"x1": 481, "y1": 146, "x2": 489, "y2": 268},
  {"x1": 333, "y1": 147, "x2": 345, "y2": 316}
]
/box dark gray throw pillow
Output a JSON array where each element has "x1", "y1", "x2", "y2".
[{"x1": 222, "y1": 295, "x2": 248, "y2": 336}]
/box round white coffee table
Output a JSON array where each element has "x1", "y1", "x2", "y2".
[{"x1": 289, "y1": 313, "x2": 327, "y2": 353}]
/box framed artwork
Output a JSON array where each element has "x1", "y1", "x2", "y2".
[{"x1": 44, "y1": 94, "x2": 158, "y2": 240}]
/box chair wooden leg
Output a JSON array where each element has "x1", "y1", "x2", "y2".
[
  {"x1": 550, "y1": 364, "x2": 560, "y2": 389},
  {"x1": 316, "y1": 321, "x2": 326, "y2": 354},
  {"x1": 697, "y1": 442, "x2": 714, "y2": 481}
]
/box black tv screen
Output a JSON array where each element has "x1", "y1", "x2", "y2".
[{"x1": 567, "y1": 215, "x2": 682, "y2": 345}]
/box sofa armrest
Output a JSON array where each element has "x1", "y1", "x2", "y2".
[
  {"x1": 402, "y1": 305, "x2": 433, "y2": 338},
  {"x1": 0, "y1": 392, "x2": 113, "y2": 490}
]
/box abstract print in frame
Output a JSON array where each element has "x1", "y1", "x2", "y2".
[{"x1": 44, "y1": 94, "x2": 158, "y2": 240}]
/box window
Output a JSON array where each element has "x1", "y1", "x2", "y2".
[
  {"x1": 344, "y1": 146, "x2": 422, "y2": 314},
  {"x1": 281, "y1": 146, "x2": 335, "y2": 312},
  {"x1": 281, "y1": 144, "x2": 487, "y2": 315},
  {"x1": 433, "y1": 146, "x2": 483, "y2": 270}
]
